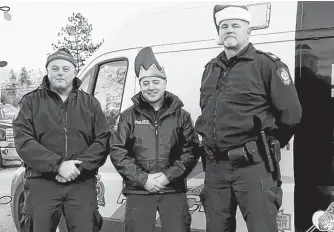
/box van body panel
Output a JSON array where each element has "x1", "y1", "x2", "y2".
[{"x1": 76, "y1": 1, "x2": 332, "y2": 231}]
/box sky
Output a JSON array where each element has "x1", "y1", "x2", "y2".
[{"x1": 0, "y1": 0, "x2": 206, "y2": 74}]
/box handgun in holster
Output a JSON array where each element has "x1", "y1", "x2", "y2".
[
  {"x1": 270, "y1": 139, "x2": 282, "y2": 184},
  {"x1": 260, "y1": 132, "x2": 282, "y2": 183},
  {"x1": 253, "y1": 116, "x2": 281, "y2": 184}
]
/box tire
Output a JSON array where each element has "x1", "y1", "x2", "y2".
[
  {"x1": 11, "y1": 182, "x2": 24, "y2": 231},
  {"x1": 11, "y1": 182, "x2": 68, "y2": 232}
]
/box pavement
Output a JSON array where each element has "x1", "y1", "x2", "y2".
[{"x1": 0, "y1": 167, "x2": 19, "y2": 232}]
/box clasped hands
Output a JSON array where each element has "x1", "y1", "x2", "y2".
[
  {"x1": 144, "y1": 172, "x2": 170, "y2": 193},
  {"x1": 55, "y1": 160, "x2": 82, "y2": 183}
]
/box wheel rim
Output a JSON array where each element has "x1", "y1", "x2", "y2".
[{"x1": 18, "y1": 192, "x2": 24, "y2": 222}]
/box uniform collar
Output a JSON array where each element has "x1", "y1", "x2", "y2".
[
  {"x1": 220, "y1": 43, "x2": 256, "y2": 63},
  {"x1": 40, "y1": 75, "x2": 82, "y2": 91},
  {"x1": 131, "y1": 91, "x2": 183, "y2": 113},
  {"x1": 210, "y1": 43, "x2": 256, "y2": 68}
]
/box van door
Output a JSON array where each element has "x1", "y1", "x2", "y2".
[
  {"x1": 294, "y1": 2, "x2": 334, "y2": 231},
  {"x1": 79, "y1": 48, "x2": 141, "y2": 231}
]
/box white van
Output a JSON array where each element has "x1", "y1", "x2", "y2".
[{"x1": 11, "y1": 1, "x2": 334, "y2": 231}]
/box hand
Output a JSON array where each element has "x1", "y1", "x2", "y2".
[
  {"x1": 155, "y1": 173, "x2": 170, "y2": 186},
  {"x1": 144, "y1": 173, "x2": 164, "y2": 193},
  {"x1": 55, "y1": 174, "x2": 69, "y2": 183},
  {"x1": 57, "y1": 160, "x2": 82, "y2": 182}
]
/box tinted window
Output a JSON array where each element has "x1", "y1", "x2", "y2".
[
  {"x1": 93, "y1": 60, "x2": 128, "y2": 132},
  {"x1": 299, "y1": 2, "x2": 334, "y2": 30}
]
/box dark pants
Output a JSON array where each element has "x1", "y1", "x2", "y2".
[
  {"x1": 202, "y1": 158, "x2": 282, "y2": 232},
  {"x1": 125, "y1": 193, "x2": 191, "y2": 232},
  {"x1": 20, "y1": 177, "x2": 103, "y2": 232}
]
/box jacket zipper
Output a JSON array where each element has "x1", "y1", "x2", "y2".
[
  {"x1": 153, "y1": 109, "x2": 177, "y2": 172},
  {"x1": 213, "y1": 65, "x2": 233, "y2": 145},
  {"x1": 137, "y1": 107, "x2": 179, "y2": 172},
  {"x1": 64, "y1": 109, "x2": 68, "y2": 158},
  {"x1": 154, "y1": 119, "x2": 159, "y2": 172}
]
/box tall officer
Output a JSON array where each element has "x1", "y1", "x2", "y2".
[{"x1": 195, "y1": 5, "x2": 302, "y2": 232}]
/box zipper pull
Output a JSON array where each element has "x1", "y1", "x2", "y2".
[{"x1": 155, "y1": 121, "x2": 158, "y2": 134}]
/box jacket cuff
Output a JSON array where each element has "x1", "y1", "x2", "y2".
[
  {"x1": 137, "y1": 172, "x2": 149, "y2": 187},
  {"x1": 77, "y1": 163, "x2": 83, "y2": 173},
  {"x1": 163, "y1": 166, "x2": 183, "y2": 182},
  {"x1": 52, "y1": 157, "x2": 65, "y2": 173}
]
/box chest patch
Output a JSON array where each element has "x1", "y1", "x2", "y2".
[{"x1": 135, "y1": 120, "x2": 150, "y2": 125}]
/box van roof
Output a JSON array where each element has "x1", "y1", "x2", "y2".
[
  {"x1": 95, "y1": 3, "x2": 216, "y2": 55},
  {"x1": 94, "y1": 1, "x2": 272, "y2": 56}
]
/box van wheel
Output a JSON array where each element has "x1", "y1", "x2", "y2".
[
  {"x1": 11, "y1": 182, "x2": 24, "y2": 231},
  {"x1": 11, "y1": 183, "x2": 68, "y2": 232}
]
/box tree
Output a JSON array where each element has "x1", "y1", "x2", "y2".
[
  {"x1": 2, "y1": 69, "x2": 18, "y2": 106},
  {"x1": 52, "y1": 12, "x2": 104, "y2": 72},
  {"x1": 18, "y1": 67, "x2": 32, "y2": 88},
  {"x1": 1, "y1": 67, "x2": 40, "y2": 106},
  {"x1": 16, "y1": 67, "x2": 33, "y2": 103}
]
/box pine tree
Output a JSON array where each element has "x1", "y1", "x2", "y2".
[
  {"x1": 52, "y1": 12, "x2": 103, "y2": 72},
  {"x1": 18, "y1": 67, "x2": 32, "y2": 88}
]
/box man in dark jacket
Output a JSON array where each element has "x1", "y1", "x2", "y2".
[
  {"x1": 13, "y1": 48, "x2": 110, "y2": 232},
  {"x1": 195, "y1": 5, "x2": 302, "y2": 232},
  {"x1": 110, "y1": 47, "x2": 199, "y2": 232}
]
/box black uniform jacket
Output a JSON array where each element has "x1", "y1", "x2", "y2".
[
  {"x1": 195, "y1": 43, "x2": 302, "y2": 153},
  {"x1": 110, "y1": 91, "x2": 199, "y2": 195},
  {"x1": 13, "y1": 76, "x2": 110, "y2": 179}
]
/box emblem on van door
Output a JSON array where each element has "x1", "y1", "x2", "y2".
[
  {"x1": 96, "y1": 175, "x2": 105, "y2": 207},
  {"x1": 276, "y1": 209, "x2": 291, "y2": 232}
]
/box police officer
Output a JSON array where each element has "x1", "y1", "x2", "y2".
[
  {"x1": 110, "y1": 47, "x2": 199, "y2": 232},
  {"x1": 195, "y1": 5, "x2": 302, "y2": 232}
]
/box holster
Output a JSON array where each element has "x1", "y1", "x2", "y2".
[
  {"x1": 259, "y1": 133, "x2": 282, "y2": 185},
  {"x1": 269, "y1": 139, "x2": 282, "y2": 185}
]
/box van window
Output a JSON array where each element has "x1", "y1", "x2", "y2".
[
  {"x1": 247, "y1": 2, "x2": 271, "y2": 30},
  {"x1": 93, "y1": 60, "x2": 128, "y2": 132},
  {"x1": 80, "y1": 67, "x2": 95, "y2": 93},
  {"x1": 298, "y1": 2, "x2": 334, "y2": 30}
]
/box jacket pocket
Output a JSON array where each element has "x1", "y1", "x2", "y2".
[
  {"x1": 124, "y1": 207, "x2": 136, "y2": 232},
  {"x1": 177, "y1": 201, "x2": 191, "y2": 232},
  {"x1": 261, "y1": 178, "x2": 283, "y2": 210}
]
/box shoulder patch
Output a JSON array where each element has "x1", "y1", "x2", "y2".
[
  {"x1": 277, "y1": 67, "x2": 291, "y2": 85},
  {"x1": 256, "y1": 50, "x2": 280, "y2": 62}
]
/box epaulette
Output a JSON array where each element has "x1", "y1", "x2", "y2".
[
  {"x1": 205, "y1": 57, "x2": 217, "y2": 68},
  {"x1": 256, "y1": 50, "x2": 281, "y2": 62}
]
